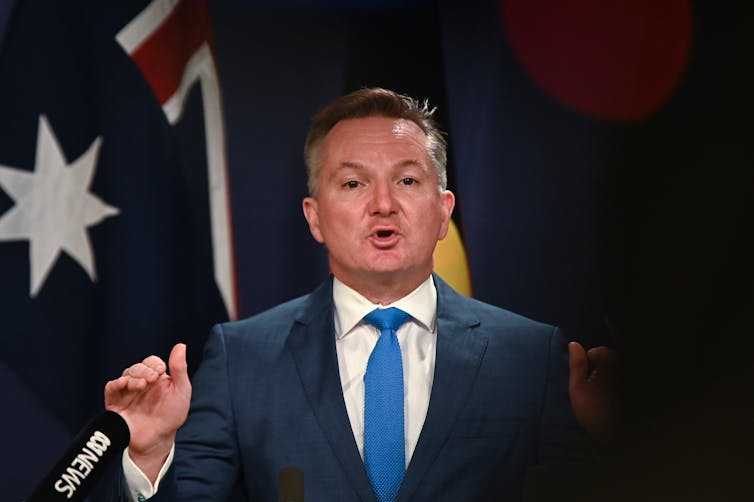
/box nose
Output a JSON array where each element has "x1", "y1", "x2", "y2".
[{"x1": 368, "y1": 179, "x2": 398, "y2": 215}]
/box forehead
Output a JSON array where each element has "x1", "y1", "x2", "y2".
[{"x1": 320, "y1": 116, "x2": 430, "y2": 164}]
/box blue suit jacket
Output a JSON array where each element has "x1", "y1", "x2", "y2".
[{"x1": 137, "y1": 275, "x2": 590, "y2": 501}]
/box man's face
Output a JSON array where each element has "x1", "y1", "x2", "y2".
[{"x1": 303, "y1": 116, "x2": 455, "y2": 298}]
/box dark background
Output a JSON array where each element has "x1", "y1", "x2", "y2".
[{"x1": 0, "y1": 0, "x2": 751, "y2": 499}]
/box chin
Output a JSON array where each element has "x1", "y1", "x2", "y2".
[
  {"x1": 367, "y1": 260, "x2": 431, "y2": 279},
  {"x1": 363, "y1": 256, "x2": 408, "y2": 273}
]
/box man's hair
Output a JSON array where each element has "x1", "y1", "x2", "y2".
[{"x1": 303, "y1": 87, "x2": 448, "y2": 196}]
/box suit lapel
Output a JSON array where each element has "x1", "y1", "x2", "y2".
[
  {"x1": 286, "y1": 277, "x2": 377, "y2": 502},
  {"x1": 397, "y1": 275, "x2": 488, "y2": 501}
]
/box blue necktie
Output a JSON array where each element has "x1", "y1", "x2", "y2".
[{"x1": 363, "y1": 307, "x2": 410, "y2": 502}]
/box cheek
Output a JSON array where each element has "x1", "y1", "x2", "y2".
[{"x1": 320, "y1": 206, "x2": 357, "y2": 238}]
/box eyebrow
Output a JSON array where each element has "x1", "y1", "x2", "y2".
[
  {"x1": 394, "y1": 159, "x2": 423, "y2": 169},
  {"x1": 334, "y1": 159, "x2": 424, "y2": 171},
  {"x1": 335, "y1": 162, "x2": 365, "y2": 171}
]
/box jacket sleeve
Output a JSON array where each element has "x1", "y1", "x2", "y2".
[
  {"x1": 156, "y1": 323, "x2": 242, "y2": 501},
  {"x1": 532, "y1": 327, "x2": 598, "y2": 499}
]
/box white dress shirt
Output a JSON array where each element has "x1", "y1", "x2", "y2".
[
  {"x1": 333, "y1": 275, "x2": 437, "y2": 465},
  {"x1": 123, "y1": 275, "x2": 438, "y2": 500}
]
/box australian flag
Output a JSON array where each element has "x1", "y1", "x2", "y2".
[{"x1": 0, "y1": 0, "x2": 235, "y2": 498}]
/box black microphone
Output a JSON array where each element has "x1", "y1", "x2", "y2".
[
  {"x1": 27, "y1": 410, "x2": 130, "y2": 502},
  {"x1": 278, "y1": 466, "x2": 304, "y2": 502}
]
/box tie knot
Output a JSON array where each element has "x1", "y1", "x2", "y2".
[{"x1": 363, "y1": 307, "x2": 410, "y2": 333}]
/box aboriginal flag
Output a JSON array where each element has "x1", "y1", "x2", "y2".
[
  {"x1": 439, "y1": 0, "x2": 753, "y2": 392},
  {"x1": 0, "y1": 0, "x2": 234, "y2": 497}
]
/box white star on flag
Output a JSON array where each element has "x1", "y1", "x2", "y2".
[{"x1": 0, "y1": 115, "x2": 120, "y2": 297}]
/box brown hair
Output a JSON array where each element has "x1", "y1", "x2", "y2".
[{"x1": 304, "y1": 87, "x2": 447, "y2": 196}]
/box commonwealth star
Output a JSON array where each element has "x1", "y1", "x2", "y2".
[{"x1": 0, "y1": 115, "x2": 120, "y2": 297}]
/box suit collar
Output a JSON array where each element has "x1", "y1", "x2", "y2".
[
  {"x1": 333, "y1": 275, "x2": 438, "y2": 338},
  {"x1": 398, "y1": 274, "x2": 487, "y2": 501},
  {"x1": 287, "y1": 274, "x2": 487, "y2": 502},
  {"x1": 287, "y1": 276, "x2": 378, "y2": 502}
]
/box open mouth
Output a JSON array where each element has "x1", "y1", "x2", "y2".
[{"x1": 370, "y1": 228, "x2": 399, "y2": 247}]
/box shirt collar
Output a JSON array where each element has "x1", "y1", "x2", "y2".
[{"x1": 332, "y1": 275, "x2": 437, "y2": 339}]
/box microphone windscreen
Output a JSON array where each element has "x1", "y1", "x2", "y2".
[
  {"x1": 278, "y1": 466, "x2": 304, "y2": 502},
  {"x1": 27, "y1": 410, "x2": 130, "y2": 502}
]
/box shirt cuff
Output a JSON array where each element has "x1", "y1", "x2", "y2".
[{"x1": 121, "y1": 444, "x2": 175, "y2": 501}]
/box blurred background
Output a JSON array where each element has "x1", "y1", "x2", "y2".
[{"x1": 0, "y1": 0, "x2": 751, "y2": 499}]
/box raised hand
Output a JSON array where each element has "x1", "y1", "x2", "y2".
[
  {"x1": 104, "y1": 343, "x2": 192, "y2": 483},
  {"x1": 568, "y1": 341, "x2": 620, "y2": 445}
]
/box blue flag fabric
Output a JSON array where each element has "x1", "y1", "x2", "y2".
[
  {"x1": 438, "y1": 0, "x2": 752, "y2": 388},
  {"x1": 0, "y1": 1, "x2": 229, "y2": 497},
  {"x1": 439, "y1": 0, "x2": 610, "y2": 344}
]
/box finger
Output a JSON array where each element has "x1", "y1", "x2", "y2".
[
  {"x1": 141, "y1": 355, "x2": 167, "y2": 374},
  {"x1": 168, "y1": 343, "x2": 191, "y2": 395},
  {"x1": 105, "y1": 376, "x2": 139, "y2": 409},
  {"x1": 586, "y1": 346, "x2": 620, "y2": 379},
  {"x1": 586, "y1": 346, "x2": 619, "y2": 366},
  {"x1": 126, "y1": 377, "x2": 149, "y2": 392},
  {"x1": 105, "y1": 376, "x2": 129, "y2": 393},
  {"x1": 125, "y1": 362, "x2": 162, "y2": 382},
  {"x1": 568, "y1": 341, "x2": 588, "y2": 388}
]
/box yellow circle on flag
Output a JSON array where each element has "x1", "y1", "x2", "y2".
[{"x1": 433, "y1": 219, "x2": 472, "y2": 296}]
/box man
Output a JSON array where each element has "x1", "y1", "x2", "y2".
[{"x1": 105, "y1": 88, "x2": 609, "y2": 501}]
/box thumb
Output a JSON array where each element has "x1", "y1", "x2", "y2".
[
  {"x1": 168, "y1": 343, "x2": 191, "y2": 393},
  {"x1": 568, "y1": 341, "x2": 588, "y2": 389}
]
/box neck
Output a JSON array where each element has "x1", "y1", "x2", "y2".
[{"x1": 335, "y1": 271, "x2": 431, "y2": 305}]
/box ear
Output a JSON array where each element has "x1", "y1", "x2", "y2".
[
  {"x1": 436, "y1": 190, "x2": 455, "y2": 241},
  {"x1": 302, "y1": 197, "x2": 324, "y2": 243}
]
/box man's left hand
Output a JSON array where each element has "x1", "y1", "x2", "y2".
[{"x1": 568, "y1": 342, "x2": 620, "y2": 444}]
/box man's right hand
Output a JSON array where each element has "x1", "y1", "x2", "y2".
[{"x1": 104, "y1": 343, "x2": 192, "y2": 484}]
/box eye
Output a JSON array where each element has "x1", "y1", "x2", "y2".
[
  {"x1": 343, "y1": 180, "x2": 360, "y2": 189},
  {"x1": 400, "y1": 178, "x2": 416, "y2": 186}
]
